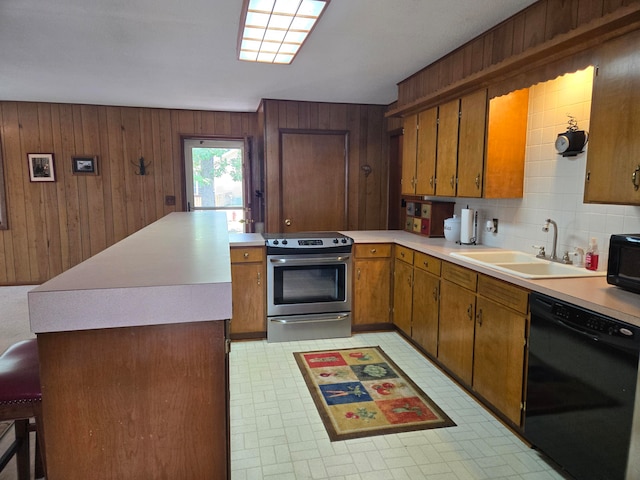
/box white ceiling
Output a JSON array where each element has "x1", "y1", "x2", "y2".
[{"x1": 0, "y1": 0, "x2": 538, "y2": 112}]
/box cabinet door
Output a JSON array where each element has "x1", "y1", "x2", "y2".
[
  {"x1": 412, "y1": 268, "x2": 439, "y2": 357},
  {"x1": 474, "y1": 296, "x2": 526, "y2": 425},
  {"x1": 457, "y1": 90, "x2": 487, "y2": 198},
  {"x1": 415, "y1": 107, "x2": 438, "y2": 195},
  {"x1": 402, "y1": 114, "x2": 418, "y2": 195},
  {"x1": 438, "y1": 279, "x2": 475, "y2": 385},
  {"x1": 393, "y1": 259, "x2": 413, "y2": 336},
  {"x1": 230, "y1": 262, "x2": 266, "y2": 335},
  {"x1": 585, "y1": 31, "x2": 640, "y2": 205},
  {"x1": 353, "y1": 257, "x2": 391, "y2": 325},
  {"x1": 435, "y1": 99, "x2": 460, "y2": 196}
]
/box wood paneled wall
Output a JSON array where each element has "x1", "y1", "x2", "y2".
[
  {"x1": 0, "y1": 102, "x2": 257, "y2": 284},
  {"x1": 395, "y1": 0, "x2": 640, "y2": 112},
  {"x1": 261, "y1": 100, "x2": 388, "y2": 232}
]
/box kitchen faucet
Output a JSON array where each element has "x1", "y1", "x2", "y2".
[
  {"x1": 542, "y1": 218, "x2": 572, "y2": 264},
  {"x1": 542, "y1": 219, "x2": 558, "y2": 260}
]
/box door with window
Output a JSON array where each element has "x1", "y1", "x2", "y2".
[{"x1": 184, "y1": 138, "x2": 251, "y2": 233}]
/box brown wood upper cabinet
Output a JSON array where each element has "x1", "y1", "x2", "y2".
[
  {"x1": 585, "y1": 30, "x2": 640, "y2": 205},
  {"x1": 402, "y1": 88, "x2": 529, "y2": 199},
  {"x1": 402, "y1": 108, "x2": 437, "y2": 195}
]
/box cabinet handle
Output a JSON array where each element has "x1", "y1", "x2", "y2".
[
  {"x1": 357, "y1": 268, "x2": 361, "y2": 280},
  {"x1": 370, "y1": 248, "x2": 377, "y2": 254},
  {"x1": 475, "y1": 174, "x2": 480, "y2": 189},
  {"x1": 429, "y1": 176, "x2": 434, "y2": 187},
  {"x1": 407, "y1": 275, "x2": 413, "y2": 287},
  {"x1": 400, "y1": 251, "x2": 405, "y2": 257},
  {"x1": 633, "y1": 165, "x2": 640, "y2": 191},
  {"x1": 423, "y1": 260, "x2": 428, "y2": 268},
  {"x1": 467, "y1": 304, "x2": 473, "y2": 320},
  {"x1": 477, "y1": 308, "x2": 483, "y2": 326},
  {"x1": 450, "y1": 175, "x2": 455, "y2": 188},
  {"x1": 257, "y1": 272, "x2": 261, "y2": 285},
  {"x1": 432, "y1": 286, "x2": 438, "y2": 301},
  {"x1": 243, "y1": 252, "x2": 249, "y2": 258}
]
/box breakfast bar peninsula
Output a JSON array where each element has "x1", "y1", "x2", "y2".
[{"x1": 28, "y1": 212, "x2": 232, "y2": 479}]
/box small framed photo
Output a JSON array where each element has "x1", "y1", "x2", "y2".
[
  {"x1": 72, "y1": 155, "x2": 98, "y2": 175},
  {"x1": 28, "y1": 153, "x2": 55, "y2": 182}
]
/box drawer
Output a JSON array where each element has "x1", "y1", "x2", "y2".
[
  {"x1": 414, "y1": 252, "x2": 441, "y2": 276},
  {"x1": 230, "y1": 246, "x2": 265, "y2": 263},
  {"x1": 478, "y1": 274, "x2": 529, "y2": 314},
  {"x1": 354, "y1": 243, "x2": 391, "y2": 259},
  {"x1": 395, "y1": 245, "x2": 414, "y2": 264},
  {"x1": 442, "y1": 262, "x2": 477, "y2": 291}
]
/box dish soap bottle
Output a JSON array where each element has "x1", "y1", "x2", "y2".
[{"x1": 585, "y1": 237, "x2": 599, "y2": 271}]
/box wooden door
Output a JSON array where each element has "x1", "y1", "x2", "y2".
[
  {"x1": 435, "y1": 99, "x2": 460, "y2": 196},
  {"x1": 415, "y1": 107, "x2": 438, "y2": 195},
  {"x1": 281, "y1": 132, "x2": 347, "y2": 232},
  {"x1": 438, "y1": 279, "x2": 476, "y2": 385},
  {"x1": 412, "y1": 268, "x2": 439, "y2": 357},
  {"x1": 473, "y1": 296, "x2": 526, "y2": 425},
  {"x1": 457, "y1": 90, "x2": 487, "y2": 198},
  {"x1": 585, "y1": 31, "x2": 640, "y2": 205},
  {"x1": 401, "y1": 115, "x2": 418, "y2": 195},
  {"x1": 393, "y1": 259, "x2": 413, "y2": 336}
]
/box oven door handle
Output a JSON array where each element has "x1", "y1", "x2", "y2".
[
  {"x1": 269, "y1": 256, "x2": 350, "y2": 264},
  {"x1": 269, "y1": 313, "x2": 350, "y2": 325}
]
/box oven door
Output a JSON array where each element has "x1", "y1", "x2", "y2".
[{"x1": 267, "y1": 253, "x2": 352, "y2": 317}]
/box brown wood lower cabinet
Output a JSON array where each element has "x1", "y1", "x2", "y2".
[
  {"x1": 353, "y1": 244, "x2": 392, "y2": 327},
  {"x1": 392, "y1": 246, "x2": 414, "y2": 336},
  {"x1": 37, "y1": 321, "x2": 229, "y2": 480},
  {"x1": 411, "y1": 252, "x2": 441, "y2": 357},
  {"x1": 438, "y1": 278, "x2": 476, "y2": 386},
  {"x1": 230, "y1": 246, "x2": 266, "y2": 338},
  {"x1": 473, "y1": 275, "x2": 528, "y2": 425}
]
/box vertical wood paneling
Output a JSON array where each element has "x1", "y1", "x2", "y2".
[
  {"x1": 1, "y1": 103, "x2": 27, "y2": 282},
  {"x1": 0, "y1": 101, "x2": 258, "y2": 284},
  {"x1": 395, "y1": 0, "x2": 636, "y2": 111},
  {"x1": 262, "y1": 99, "x2": 387, "y2": 233}
]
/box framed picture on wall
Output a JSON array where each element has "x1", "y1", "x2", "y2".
[
  {"x1": 71, "y1": 155, "x2": 98, "y2": 175},
  {"x1": 28, "y1": 153, "x2": 55, "y2": 182}
]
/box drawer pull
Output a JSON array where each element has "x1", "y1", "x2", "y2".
[
  {"x1": 243, "y1": 252, "x2": 249, "y2": 258},
  {"x1": 370, "y1": 248, "x2": 377, "y2": 254},
  {"x1": 423, "y1": 260, "x2": 428, "y2": 268}
]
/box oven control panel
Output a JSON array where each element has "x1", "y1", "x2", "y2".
[{"x1": 264, "y1": 234, "x2": 353, "y2": 253}]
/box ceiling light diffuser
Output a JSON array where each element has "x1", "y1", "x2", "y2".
[{"x1": 238, "y1": 0, "x2": 329, "y2": 65}]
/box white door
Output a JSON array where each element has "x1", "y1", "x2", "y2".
[{"x1": 184, "y1": 138, "x2": 247, "y2": 233}]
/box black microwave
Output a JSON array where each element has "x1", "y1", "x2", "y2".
[{"x1": 607, "y1": 234, "x2": 640, "y2": 294}]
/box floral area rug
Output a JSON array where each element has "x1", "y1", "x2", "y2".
[{"x1": 293, "y1": 346, "x2": 455, "y2": 441}]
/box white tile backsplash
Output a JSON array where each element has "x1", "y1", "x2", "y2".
[{"x1": 440, "y1": 66, "x2": 640, "y2": 270}]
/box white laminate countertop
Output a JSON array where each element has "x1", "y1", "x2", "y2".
[
  {"x1": 340, "y1": 230, "x2": 640, "y2": 328},
  {"x1": 29, "y1": 211, "x2": 232, "y2": 333}
]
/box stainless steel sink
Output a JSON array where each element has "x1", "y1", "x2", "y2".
[{"x1": 449, "y1": 250, "x2": 606, "y2": 279}]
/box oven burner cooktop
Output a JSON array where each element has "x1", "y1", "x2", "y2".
[{"x1": 264, "y1": 232, "x2": 353, "y2": 253}]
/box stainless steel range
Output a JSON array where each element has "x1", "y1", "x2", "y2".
[{"x1": 264, "y1": 232, "x2": 353, "y2": 342}]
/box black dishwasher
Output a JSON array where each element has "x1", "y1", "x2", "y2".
[{"x1": 525, "y1": 292, "x2": 640, "y2": 480}]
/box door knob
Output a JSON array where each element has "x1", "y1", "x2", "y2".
[{"x1": 285, "y1": 218, "x2": 292, "y2": 226}]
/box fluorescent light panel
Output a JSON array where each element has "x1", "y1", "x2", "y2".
[{"x1": 238, "y1": 0, "x2": 328, "y2": 64}]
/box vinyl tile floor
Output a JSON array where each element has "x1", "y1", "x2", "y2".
[
  {"x1": 1, "y1": 286, "x2": 566, "y2": 480},
  {"x1": 229, "y1": 332, "x2": 567, "y2": 480}
]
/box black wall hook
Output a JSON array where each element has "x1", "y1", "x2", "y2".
[{"x1": 131, "y1": 156, "x2": 151, "y2": 175}]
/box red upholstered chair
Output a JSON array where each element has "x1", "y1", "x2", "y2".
[{"x1": 0, "y1": 339, "x2": 46, "y2": 479}]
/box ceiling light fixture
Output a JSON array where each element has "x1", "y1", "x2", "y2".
[{"x1": 238, "y1": 0, "x2": 329, "y2": 65}]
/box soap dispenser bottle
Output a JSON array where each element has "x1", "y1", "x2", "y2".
[{"x1": 585, "y1": 237, "x2": 599, "y2": 271}]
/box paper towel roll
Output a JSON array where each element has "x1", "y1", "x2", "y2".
[{"x1": 460, "y1": 208, "x2": 475, "y2": 244}]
